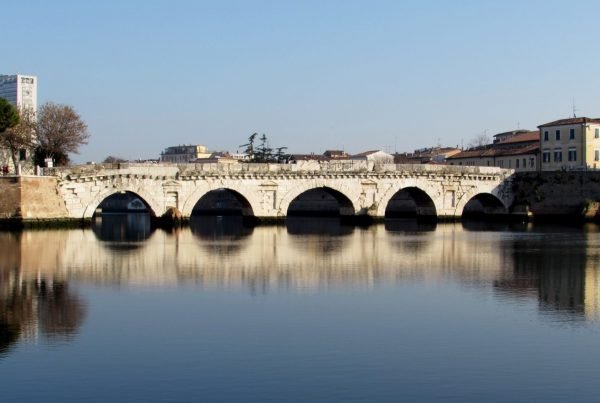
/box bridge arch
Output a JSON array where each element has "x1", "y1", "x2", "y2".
[
  {"x1": 190, "y1": 188, "x2": 255, "y2": 216},
  {"x1": 455, "y1": 191, "x2": 508, "y2": 218},
  {"x1": 181, "y1": 183, "x2": 259, "y2": 217},
  {"x1": 278, "y1": 182, "x2": 359, "y2": 217},
  {"x1": 382, "y1": 186, "x2": 437, "y2": 219},
  {"x1": 83, "y1": 188, "x2": 161, "y2": 219},
  {"x1": 376, "y1": 184, "x2": 438, "y2": 218}
]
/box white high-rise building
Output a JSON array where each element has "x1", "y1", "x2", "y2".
[{"x1": 0, "y1": 74, "x2": 38, "y2": 113}]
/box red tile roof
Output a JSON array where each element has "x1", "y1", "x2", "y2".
[
  {"x1": 496, "y1": 130, "x2": 539, "y2": 144},
  {"x1": 448, "y1": 143, "x2": 539, "y2": 159},
  {"x1": 538, "y1": 117, "x2": 600, "y2": 128}
]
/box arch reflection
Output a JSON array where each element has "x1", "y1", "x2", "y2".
[
  {"x1": 92, "y1": 213, "x2": 155, "y2": 250},
  {"x1": 190, "y1": 216, "x2": 254, "y2": 255}
]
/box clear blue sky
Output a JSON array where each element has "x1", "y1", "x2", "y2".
[{"x1": 3, "y1": 0, "x2": 599, "y2": 162}]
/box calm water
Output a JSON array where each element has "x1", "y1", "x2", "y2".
[{"x1": 1, "y1": 216, "x2": 600, "y2": 402}]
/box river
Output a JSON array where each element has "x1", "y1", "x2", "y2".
[{"x1": 1, "y1": 216, "x2": 599, "y2": 402}]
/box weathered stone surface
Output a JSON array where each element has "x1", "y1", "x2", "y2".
[
  {"x1": 0, "y1": 176, "x2": 68, "y2": 220},
  {"x1": 45, "y1": 162, "x2": 514, "y2": 220},
  {"x1": 512, "y1": 171, "x2": 600, "y2": 219}
]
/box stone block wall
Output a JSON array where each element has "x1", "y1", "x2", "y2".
[
  {"x1": 512, "y1": 171, "x2": 600, "y2": 218},
  {"x1": 0, "y1": 176, "x2": 68, "y2": 220},
  {"x1": 0, "y1": 177, "x2": 22, "y2": 219}
]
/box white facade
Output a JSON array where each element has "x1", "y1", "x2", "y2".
[{"x1": 0, "y1": 74, "x2": 38, "y2": 113}]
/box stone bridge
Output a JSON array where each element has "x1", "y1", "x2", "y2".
[{"x1": 47, "y1": 161, "x2": 515, "y2": 221}]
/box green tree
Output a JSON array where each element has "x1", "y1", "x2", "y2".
[
  {"x1": 0, "y1": 106, "x2": 36, "y2": 170},
  {"x1": 240, "y1": 133, "x2": 287, "y2": 163},
  {"x1": 275, "y1": 146, "x2": 289, "y2": 163},
  {"x1": 254, "y1": 134, "x2": 273, "y2": 162},
  {"x1": 35, "y1": 102, "x2": 89, "y2": 166},
  {"x1": 239, "y1": 132, "x2": 258, "y2": 160},
  {"x1": 0, "y1": 97, "x2": 19, "y2": 134}
]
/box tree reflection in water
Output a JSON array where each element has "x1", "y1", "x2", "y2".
[{"x1": 0, "y1": 278, "x2": 86, "y2": 357}]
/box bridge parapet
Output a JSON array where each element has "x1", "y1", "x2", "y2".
[{"x1": 48, "y1": 161, "x2": 512, "y2": 179}]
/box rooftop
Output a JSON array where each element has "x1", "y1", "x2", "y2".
[{"x1": 538, "y1": 117, "x2": 600, "y2": 128}]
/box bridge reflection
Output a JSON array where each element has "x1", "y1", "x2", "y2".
[{"x1": 0, "y1": 221, "x2": 599, "y2": 323}]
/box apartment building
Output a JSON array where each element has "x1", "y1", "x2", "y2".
[{"x1": 539, "y1": 117, "x2": 600, "y2": 171}]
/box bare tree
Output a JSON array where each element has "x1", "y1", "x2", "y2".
[
  {"x1": 467, "y1": 132, "x2": 491, "y2": 149},
  {"x1": 0, "y1": 106, "x2": 36, "y2": 170},
  {"x1": 35, "y1": 102, "x2": 89, "y2": 166}
]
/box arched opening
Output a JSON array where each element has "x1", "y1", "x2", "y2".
[
  {"x1": 191, "y1": 188, "x2": 255, "y2": 217},
  {"x1": 94, "y1": 191, "x2": 153, "y2": 216},
  {"x1": 287, "y1": 187, "x2": 355, "y2": 217},
  {"x1": 462, "y1": 193, "x2": 507, "y2": 221},
  {"x1": 92, "y1": 191, "x2": 154, "y2": 246},
  {"x1": 384, "y1": 187, "x2": 437, "y2": 221}
]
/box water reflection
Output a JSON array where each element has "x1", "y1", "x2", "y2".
[
  {"x1": 0, "y1": 276, "x2": 86, "y2": 356},
  {"x1": 190, "y1": 216, "x2": 254, "y2": 239},
  {"x1": 190, "y1": 216, "x2": 254, "y2": 255},
  {"x1": 384, "y1": 218, "x2": 437, "y2": 232},
  {"x1": 92, "y1": 213, "x2": 154, "y2": 250},
  {"x1": 0, "y1": 219, "x2": 598, "y2": 324},
  {"x1": 286, "y1": 217, "x2": 354, "y2": 235}
]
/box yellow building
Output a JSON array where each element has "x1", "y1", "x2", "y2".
[{"x1": 539, "y1": 117, "x2": 600, "y2": 171}]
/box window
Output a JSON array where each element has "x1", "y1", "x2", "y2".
[
  {"x1": 498, "y1": 160, "x2": 504, "y2": 168},
  {"x1": 569, "y1": 128, "x2": 575, "y2": 140},
  {"x1": 554, "y1": 149, "x2": 562, "y2": 162},
  {"x1": 523, "y1": 158, "x2": 526, "y2": 168},
  {"x1": 508, "y1": 160, "x2": 511, "y2": 168},
  {"x1": 544, "y1": 131, "x2": 549, "y2": 141},
  {"x1": 556, "y1": 130, "x2": 561, "y2": 140},
  {"x1": 530, "y1": 158, "x2": 535, "y2": 168},
  {"x1": 543, "y1": 150, "x2": 551, "y2": 163},
  {"x1": 568, "y1": 147, "x2": 577, "y2": 161},
  {"x1": 596, "y1": 128, "x2": 600, "y2": 139},
  {"x1": 595, "y1": 150, "x2": 599, "y2": 161},
  {"x1": 516, "y1": 159, "x2": 520, "y2": 168}
]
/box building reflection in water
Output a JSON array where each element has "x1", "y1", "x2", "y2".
[
  {"x1": 0, "y1": 219, "x2": 599, "y2": 324},
  {"x1": 492, "y1": 223, "x2": 600, "y2": 322}
]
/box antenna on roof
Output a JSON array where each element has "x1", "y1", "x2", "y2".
[{"x1": 572, "y1": 97, "x2": 577, "y2": 118}]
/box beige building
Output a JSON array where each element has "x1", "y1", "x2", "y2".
[
  {"x1": 539, "y1": 117, "x2": 600, "y2": 171},
  {"x1": 448, "y1": 130, "x2": 539, "y2": 171},
  {"x1": 160, "y1": 144, "x2": 211, "y2": 163}
]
